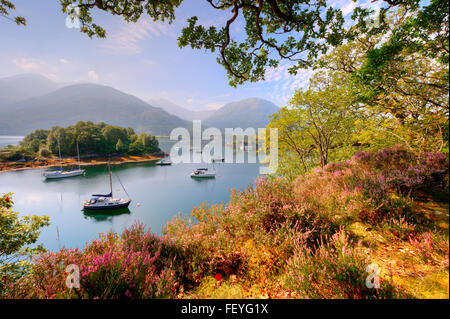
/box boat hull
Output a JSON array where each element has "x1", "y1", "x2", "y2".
[
  {"x1": 190, "y1": 174, "x2": 216, "y2": 178},
  {"x1": 83, "y1": 200, "x2": 131, "y2": 211},
  {"x1": 44, "y1": 169, "x2": 85, "y2": 179}
]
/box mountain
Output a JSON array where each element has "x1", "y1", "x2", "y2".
[
  {"x1": 203, "y1": 98, "x2": 279, "y2": 130},
  {"x1": 148, "y1": 98, "x2": 214, "y2": 121},
  {"x1": 0, "y1": 74, "x2": 60, "y2": 107},
  {"x1": 0, "y1": 83, "x2": 189, "y2": 136}
]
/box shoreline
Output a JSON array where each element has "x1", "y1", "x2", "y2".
[{"x1": 0, "y1": 154, "x2": 166, "y2": 173}]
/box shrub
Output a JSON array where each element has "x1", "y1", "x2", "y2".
[
  {"x1": 284, "y1": 230, "x2": 406, "y2": 298},
  {"x1": 0, "y1": 194, "x2": 49, "y2": 296},
  {"x1": 4, "y1": 223, "x2": 190, "y2": 299},
  {"x1": 39, "y1": 148, "x2": 51, "y2": 158}
]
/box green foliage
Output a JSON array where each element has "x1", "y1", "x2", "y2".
[
  {"x1": 0, "y1": 0, "x2": 26, "y2": 26},
  {"x1": 268, "y1": 72, "x2": 358, "y2": 171},
  {"x1": 55, "y1": 1, "x2": 444, "y2": 87},
  {"x1": 0, "y1": 193, "x2": 49, "y2": 295},
  {"x1": 0, "y1": 147, "x2": 34, "y2": 162},
  {"x1": 269, "y1": 8, "x2": 448, "y2": 177},
  {"x1": 11, "y1": 121, "x2": 161, "y2": 159}
]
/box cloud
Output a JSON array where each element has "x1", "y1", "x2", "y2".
[
  {"x1": 100, "y1": 19, "x2": 176, "y2": 55},
  {"x1": 261, "y1": 61, "x2": 314, "y2": 107},
  {"x1": 59, "y1": 58, "x2": 69, "y2": 65},
  {"x1": 264, "y1": 64, "x2": 290, "y2": 83},
  {"x1": 341, "y1": 1, "x2": 358, "y2": 16},
  {"x1": 88, "y1": 70, "x2": 99, "y2": 81},
  {"x1": 12, "y1": 58, "x2": 39, "y2": 70}
]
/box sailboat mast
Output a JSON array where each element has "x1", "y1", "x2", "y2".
[
  {"x1": 76, "y1": 141, "x2": 81, "y2": 169},
  {"x1": 108, "y1": 160, "x2": 113, "y2": 197},
  {"x1": 57, "y1": 139, "x2": 62, "y2": 169}
]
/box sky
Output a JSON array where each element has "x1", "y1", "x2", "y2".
[{"x1": 0, "y1": 0, "x2": 381, "y2": 111}]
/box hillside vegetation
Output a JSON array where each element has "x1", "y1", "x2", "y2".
[{"x1": 1, "y1": 147, "x2": 448, "y2": 298}]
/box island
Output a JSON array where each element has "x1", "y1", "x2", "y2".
[{"x1": 0, "y1": 121, "x2": 166, "y2": 172}]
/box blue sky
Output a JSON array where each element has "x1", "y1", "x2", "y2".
[{"x1": 0, "y1": 0, "x2": 380, "y2": 111}]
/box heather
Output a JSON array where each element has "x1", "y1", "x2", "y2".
[
  {"x1": 3, "y1": 223, "x2": 190, "y2": 299},
  {"x1": 2, "y1": 147, "x2": 447, "y2": 299}
]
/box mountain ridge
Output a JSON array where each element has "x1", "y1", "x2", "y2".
[
  {"x1": 204, "y1": 97, "x2": 279, "y2": 130},
  {"x1": 0, "y1": 82, "x2": 189, "y2": 136},
  {"x1": 147, "y1": 98, "x2": 215, "y2": 121}
]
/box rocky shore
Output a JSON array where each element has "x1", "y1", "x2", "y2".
[{"x1": 0, "y1": 154, "x2": 166, "y2": 172}]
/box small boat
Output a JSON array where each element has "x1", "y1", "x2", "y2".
[
  {"x1": 83, "y1": 160, "x2": 131, "y2": 211},
  {"x1": 43, "y1": 140, "x2": 85, "y2": 179},
  {"x1": 212, "y1": 156, "x2": 225, "y2": 162},
  {"x1": 156, "y1": 159, "x2": 172, "y2": 166},
  {"x1": 44, "y1": 167, "x2": 85, "y2": 179},
  {"x1": 190, "y1": 167, "x2": 216, "y2": 178}
]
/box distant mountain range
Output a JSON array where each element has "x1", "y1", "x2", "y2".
[
  {"x1": 147, "y1": 98, "x2": 215, "y2": 121},
  {"x1": 0, "y1": 74, "x2": 279, "y2": 136},
  {"x1": 0, "y1": 74, "x2": 61, "y2": 106},
  {"x1": 203, "y1": 98, "x2": 279, "y2": 130}
]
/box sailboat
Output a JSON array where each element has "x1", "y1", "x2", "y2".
[
  {"x1": 190, "y1": 161, "x2": 216, "y2": 178},
  {"x1": 43, "y1": 140, "x2": 85, "y2": 179},
  {"x1": 83, "y1": 160, "x2": 131, "y2": 211}
]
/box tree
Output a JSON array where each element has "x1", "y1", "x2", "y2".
[
  {"x1": 55, "y1": 0, "x2": 443, "y2": 86},
  {"x1": 102, "y1": 126, "x2": 128, "y2": 153},
  {"x1": 139, "y1": 133, "x2": 158, "y2": 151},
  {"x1": 128, "y1": 139, "x2": 145, "y2": 155},
  {"x1": 0, "y1": 193, "x2": 49, "y2": 295},
  {"x1": 115, "y1": 138, "x2": 126, "y2": 153},
  {"x1": 316, "y1": 13, "x2": 449, "y2": 152},
  {"x1": 0, "y1": 0, "x2": 26, "y2": 25},
  {"x1": 20, "y1": 129, "x2": 49, "y2": 153},
  {"x1": 270, "y1": 72, "x2": 357, "y2": 170}
]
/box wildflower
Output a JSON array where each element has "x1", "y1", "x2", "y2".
[{"x1": 215, "y1": 273, "x2": 223, "y2": 283}]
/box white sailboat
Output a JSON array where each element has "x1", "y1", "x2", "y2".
[
  {"x1": 83, "y1": 160, "x2": 131, "y2": 211},
  {"x1": 190, "y1": 161, "x2": 216, "y2": 178},
  {"x1": 43, "y1": 140, "x2": 85, "y2": 179}
]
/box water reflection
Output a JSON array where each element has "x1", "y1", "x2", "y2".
[{"x1": 83, "y1": 208, "x2": 131, "y2": 222}]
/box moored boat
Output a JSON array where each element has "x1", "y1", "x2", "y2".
[
  {"x1": 83, "y1": 160, "x2": 131, "y2": 211},
  {"x1": 190, "y1": 167, "x2": 216, "y2": 178},
  {"x1": 44, "y1": 168, "x2": 85, "y2": 179},
  {"x1": 156, "y1": 159, "x2": 172, "y2": 166},
  {"x1": 43, "y1": 140, "x2": 85, "y2": 179}
]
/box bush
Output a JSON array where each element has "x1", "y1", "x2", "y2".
[
  {"x1": 284, "y1": 230, "x2": 406, "y2": 298},
  {"x1": 3, "y1": 147, "x2": 447, "y2": 299},
  {"x1": 3, "y1": 223, "x2": 190, "y2": 299},
  {"x1": 39, "y1": 148, "x2": 51, "y2": 158}
]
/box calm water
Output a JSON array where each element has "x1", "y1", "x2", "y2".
[{"x1": 0, "y1": 138, "x2": 263, "y2": 251}]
